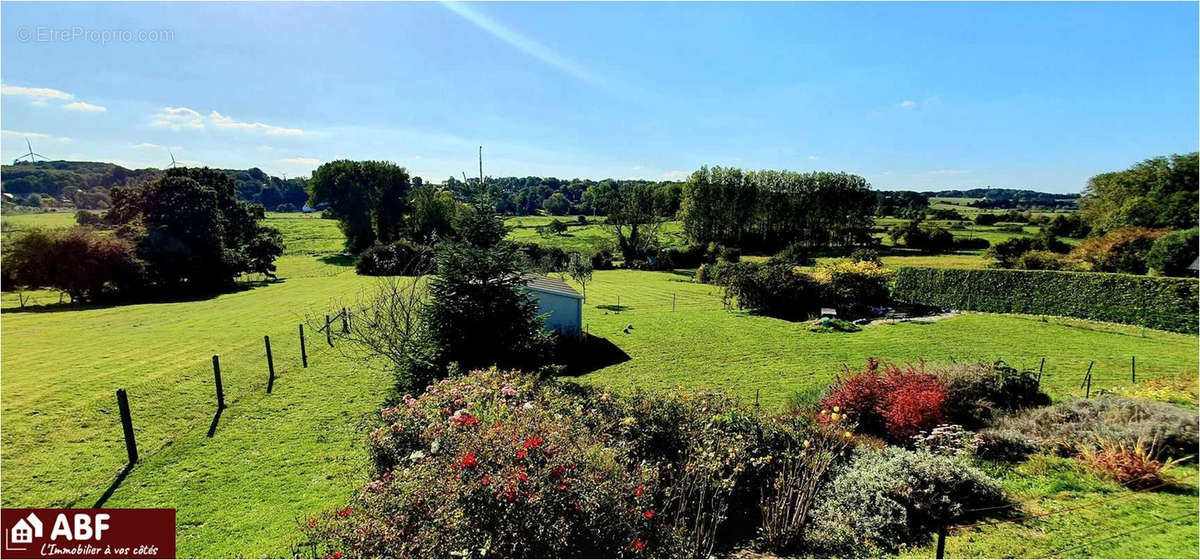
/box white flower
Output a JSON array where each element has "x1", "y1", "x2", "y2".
[{"x1": 409, "y1": 450, "x2": 426, "y2": 461}]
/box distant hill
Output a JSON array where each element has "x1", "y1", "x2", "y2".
[
  {"x1": 928, "y1": 188, "x2": 1079, "y2": 210},
  {"x1": 1, "y1": 160, "x2": 308, "y2": 211}
]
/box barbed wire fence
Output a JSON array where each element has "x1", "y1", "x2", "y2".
[{"x1": 91, "y1": 306, "x2": 355, "y2": 508}]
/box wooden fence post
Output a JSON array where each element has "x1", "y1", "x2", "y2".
[
  {"x1": 935, "y1": 526, "x2": 947, "y2": 559},
  {"x1": 1082, "y1": 361, "x2": 1094, "y2": 398},
  {"x1": 212, "y1": 355, "x2": 225, "y2": 409},
  {"x1": 265, "y1": 335, "x2": 276, "y2": 394},
  {"x1": 116, "y1": 388, "x2": 138, "y2": 464},
  {"x1": 325, "y1": 314, "x2": 333, "y2": 347},
  {"x1": 1037, "y1": 357, "x2": 1045, "y2": 389},
  {"x1": 299, "y1": 324, "x2": 308, "y2": 368},
  {"x1": 1131, "y1": 356, "x2": 1136, "y2": 383},
  {"x1": 341, "y1": 307, "x2": 349, "y2": 334}
]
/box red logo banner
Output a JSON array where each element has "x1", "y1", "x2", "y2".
[{"x1": 1, "y1": 509, "x2": 175, "y2": 559}]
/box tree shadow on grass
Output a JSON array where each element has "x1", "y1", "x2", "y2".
[
  {"x1": 555, "y1": 334, "x2": 631, "y2": 377},
  {"x1": 319, "y1": 253, "x2": 356, "y2": 267},
  {"x1": 3, "y1": 280, "x2": 282, "y2": 314}
]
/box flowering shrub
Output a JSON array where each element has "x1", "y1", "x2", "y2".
[
  {"x1": 301, "y1": 368, "x2": 851, "y2": 558},
  {"x1": 820, "y1": 359, "x2": 948, "y2": 443},
  {"x1": 912, "y1": 424, "x2": 974, "y2": 457}
]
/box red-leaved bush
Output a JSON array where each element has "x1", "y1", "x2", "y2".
[{"x1": 820, "y1": 359, "x2": 948, "y2": 442}]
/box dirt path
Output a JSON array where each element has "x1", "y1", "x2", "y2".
[{"x1": 868, "y1": 311, "x2": 961, "y2": 326}]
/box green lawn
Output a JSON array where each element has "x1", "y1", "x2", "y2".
[
  {"x1": 1, "y1": 209, "x2": 79, "y2": 233},
  {"x1": 567, "y1": 269, "x2": 1198, "y2": 409},
  {"x1": 2, "y1": 211, "x2": 1195, "y2": 557},
  {"x1": 902, "y1": 457, "x2": 1198, "y2": 559}
]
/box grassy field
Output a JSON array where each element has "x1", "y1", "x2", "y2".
[
  {"x1": 1, "y1": 213, "x2": 383, "y2": 556},
  {"x1": 567, "y1": 269, "x2": 1198, "y2": 408},
  {"x1": 2, "y1": 211, "x2": 1196, "y2": 557}
]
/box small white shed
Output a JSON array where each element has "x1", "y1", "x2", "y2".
[{"x1": 524, "y1": 275, "x2": 583, "y2": 338}]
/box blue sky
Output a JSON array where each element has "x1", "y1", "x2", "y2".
[{"x1": 1, "y1": 2, "x2": 1196, "y2": 192}]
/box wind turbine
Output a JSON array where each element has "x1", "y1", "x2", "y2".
[
  {"x1": 12, "y1": 138, "x2": 46, "y2": 165},
  {"x1": 167, "y1": 150, "x2": 181, "y2": 169}
]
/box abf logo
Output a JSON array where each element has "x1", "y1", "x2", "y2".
[{"x1": 4, "y1": 512, "x2": 110, "y2": 551}]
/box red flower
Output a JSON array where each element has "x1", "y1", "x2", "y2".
[
  {"x1": 458, "y1": 453, "x2": 478, "y2": 469},
  {"x1": 633, "y1": 484, "x2": 644, "y2": 498},
  {"x1": 522, "y1": 436, "x2": 544, "y2": 449},
  {"x1": 308, "y1": 519, "x2": 317, "y2": 527},
  {"x1": 550, "y1": 465, "x2": 566, "y2": 479},
  {"x1": 451, "y1": 413, "x2": 480, "y2": 427},
  {"x1": 330, "y1": 552, "x2": 343, "y2": 559},
  {"x1": 515, "y1": 449, "x2": 527, "y2": 460},
  {"x1": 482, "y1": 475, "x2": 491, "y2": 485},
  {"x1": 336, "y1": 508, "x2": 354, "y2": 518},
  {"x1": 629, "y1": 539, "x2": 645, "y2": 551},
  {"x1": 644, "y1": 510, "x2": 655, "y2": 519},
  {"x1": 516, "y1": 471, "x2": 529, "y2": 483}
]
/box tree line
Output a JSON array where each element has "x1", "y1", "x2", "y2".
[{"x1": 680, "y1": 166, "x2": 877, "y2": 252}]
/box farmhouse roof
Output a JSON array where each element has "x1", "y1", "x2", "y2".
[
  {"x1": 523, "y1": 275, "x2": 583, "y2": 299},
  {"x1": 1189, "y1": 257, "x2": 1199, "y2": 271}
]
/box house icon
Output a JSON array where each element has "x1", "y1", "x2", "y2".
[{"x1": 10, "y1": 513, "x2": 43, "y2": 545}]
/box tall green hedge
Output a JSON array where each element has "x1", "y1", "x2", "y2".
[{"x1": 892, "y1": 267, "x2": 1198, "y2": 334}]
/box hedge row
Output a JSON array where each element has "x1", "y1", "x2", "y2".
[{"x1": 892, "y1": 267, "x2": 1198, "y2": 334}]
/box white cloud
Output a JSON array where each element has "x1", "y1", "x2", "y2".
[
  {"x1": 133, "y1": 142, "x2": 161, "y2": 150},
  {"x1": 928, "y1": 169, "x2": 970, "y2": 176},
  {"x1": 256, "y1": 145, "x2": 275, "y2": 152},
  {"x1": 151, "y1": 106, "x2": 205, "y2": 130},
  {"x1": 1, "y1": 84, "x2": 107, "y2": 113},
  {"x1": 899, "y1": 100, "x2": 917, "y2": 109},
  {"x1": 662, "y1": 170, "x2": 686, "y2": 180},
  {"x1": 1, "y1": 129, "x2": 72, "y2": 142},
  {"x1": 279, "y1": 157, "x2": 322, "y2": 166},
  {"x1": 1, "y1": 84, "x2": 73, "y2": 105},
  {"x1": 807, "y1": 155, "x2": 819, "y2": 161},
  {"x1": 63, "y1": 101, "x2": 107, "y2": 113},
  {"x1": 210, "y1": 111, "x2": 303, "y2": 136}
]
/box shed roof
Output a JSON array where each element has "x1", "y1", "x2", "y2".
[
  {"x1": 1189, "y1": 257, "x2": 1199, "y2": 271},
  {"x1": 524, "y1": 275, "x2": 583, "y2": 299}
]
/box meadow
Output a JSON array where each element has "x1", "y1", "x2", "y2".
[{"x1": 0, "y1": 211, "x2": 1196, "y2": 557}]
